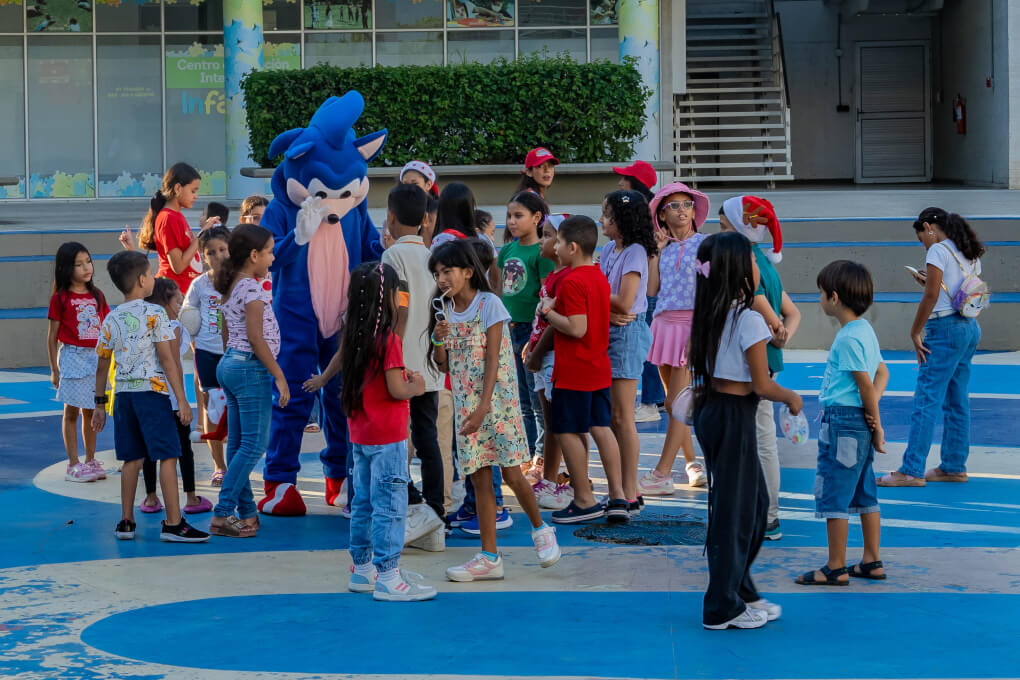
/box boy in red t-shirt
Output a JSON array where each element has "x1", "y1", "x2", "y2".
[{"x1": 540, "y1": 216, "x2": 627, "y2": 525}]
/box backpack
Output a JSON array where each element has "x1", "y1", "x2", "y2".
[{"x1": 938, "y1": 244, "x2": 990, "y2": 318}]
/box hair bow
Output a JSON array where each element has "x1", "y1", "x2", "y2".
[
  {"x1": 621, "y1": 194, "x2": 631, "y2": 204},
  {"x1": 694, "y1": 259, "x2": 710, "y2": 279}
]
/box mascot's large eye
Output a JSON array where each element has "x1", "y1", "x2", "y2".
[
  {"x1": 315, "y1": 191, "x2": 327, "y2": 199},
  {"x1": 339, "y1": 190, "x2": 352, "y2": 199}
]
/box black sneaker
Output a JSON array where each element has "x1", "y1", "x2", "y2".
[
  {"x1": 628, "y1": 496, "x2": 644, "y2": 518},
  {"x1": 764, "y1": 519, "x2": 782, "y2": 541},
  {"x1": 606, "y1": 499, "x2": 630, "y2": 524},
  {"x1": 551, "y1": 501, "x2": 606, "y2": 524},
  {"x1": 160, "y1": 519, "x2": 210, "y2": 543},
  {"x1": 114, "y1": 519, "x2": 136, "y2": 540}
]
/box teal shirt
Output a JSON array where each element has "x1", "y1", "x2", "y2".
[
  {"x1": 819, "y1": 319, "x2": 883, "y2": 407},
  {"x1": 753, "y1": 245, "x2": 784, "y2": 373}
]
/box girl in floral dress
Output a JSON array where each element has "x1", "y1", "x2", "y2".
[{"x1": 428, "y1": 239, "x2": 561, "y2": 581}]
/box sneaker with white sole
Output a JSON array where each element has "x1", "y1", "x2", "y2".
[
  {"x1": 407, "y1": 526, "x2": 446, "y2": 552},
  {"x1": 446, "y1": 552, "x2": 504, "y2": 582},
  {"x1": 160, "y1": 519, "x2": 210, "y2": 543},
  {"x1": 531, "y1": 525, "x2": 561, "y2": 568},
  {"x1": 348, "y1": 564, "x2": 378, "y2": 593},
  {"x1": 637, "y1": 470, "x2": 674, "y2": 496},
  {"x1": 764, "y1": 519, "x2": 782, "y2": 541},
  {"x1": 404, "y1": 503, "x2": 444, "y2": 545},
  {"x1": 746, "y1": 599, "x2": 782, "y2": 621},
  {"x1": 703, "y1": 606, "x2": 768, "y2": 630},
  {"x1": 459, "y1": 508, "x2": 512, "y2": 535},
  {"x1": 374, "y1": 570, "x2": 437, "y2": 601},
  {"x1": 685, "y1": 461, "x2": 708, "y2": 487},
  {"x1": 87, "y1": 459, "x2": 107, "y2": 480},
  {"x1": 532, "y1": 480, "x2": 560, "y2": 508},
  {"x1": 65, "y1": 462, "x2": 98, "y2": 483},
  {"x1": 542, "y1": 484, "x2": 573, "y2": 510},
  {"x1": 114, "y1": 519, "x2": 136, "y2": 540},
  {"x1": 634, "y1": 403, "x2": 661, "y2": 423}
]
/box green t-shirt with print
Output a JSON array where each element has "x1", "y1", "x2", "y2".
[
  {"x1": 753, "y1": 244, "x2": 784, "y2": 374},
  {"x1": 497, "y1": 240, "x2": 555, "y2": 323}
]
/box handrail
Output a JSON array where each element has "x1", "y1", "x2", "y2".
[{"x1": 774, "y1": 11, "x2": 791, "y2": 107}]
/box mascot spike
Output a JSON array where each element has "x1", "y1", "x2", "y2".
[{"x1": 310, "y1": 93, "x2": 365, "y2": 150}]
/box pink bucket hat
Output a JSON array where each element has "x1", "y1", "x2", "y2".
[{"x1": 649, "y1": 182, "x2": 710, "y2": 235}]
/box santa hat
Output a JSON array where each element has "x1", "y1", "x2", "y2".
[
  {"x1": 722, "y1": 195, "x2": 783, "y2": 264},
  {"x1": 400, "y1": 160, "x2": 439, "y2": 196}
]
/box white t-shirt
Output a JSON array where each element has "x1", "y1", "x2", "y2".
[
  {"x1": 926, "y1": 240, "x2": 982, "y2": 313},
  {"x1": 182, "y1": 273, "x2": 223, "y2": 355},
  {"x1": 168, "y1": 320, "x2": 190, "y2": 412},
  {"x1": 712, "y1": 308, "x2": 772, "y2": 382},
  {"x1": 445, "y1": 291, "x2": 511, "y2": 330}
]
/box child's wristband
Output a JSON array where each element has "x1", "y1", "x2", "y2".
[{"x1": 430, "y1": 333, "x2": 444, "y2": 347}]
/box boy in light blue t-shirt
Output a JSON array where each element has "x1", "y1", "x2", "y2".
[{"x1": 796, "y1": 260, "x2": 889, "y2": 587}]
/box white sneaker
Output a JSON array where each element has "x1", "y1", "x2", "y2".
[
  {"x1": 407, "y1": 526, "x2": 446, "y2": 552},
  {"x1": 544, "y1": 484, "x2": 574, "y2": 510},
  {"x1": 65, "y1": 462, "x2": 98, "y2": 483},
  {"x1": 404, "y1": 503, "x2": 444, "y2": 545},
  {"x1": 446, "y1": 552, "x2": 504, "y2": 582},
  {"x1": 703, "y1": 606, "x2": 768, "y2": 630},
  {"x1": 373, "y1": 570, "x2": 437, "y2": 602},
  {"x1": 746, "y1": 598, "x2": 782, "y2": 621},
  {"x1": 450, "y1": 480, "x2": 466, "y2": 508},
  {"x1": 685, "y1": 462, "x2": 707, "y2": 487},
  {"x1": 348, "y1": 564, "x2": 377, "y2": 593},
  {"x1": 531, "y1": 525, "x2": 561, "y2": 568},
  {"x1": 532, "y1": 479, "x2": 559, "y2": 509},
  {"x1": 637, "y1": 470, "x2": 675, "y2": 496},
  {"x1": 634, "y1": 403, "x2": 661, "y2": 423}
]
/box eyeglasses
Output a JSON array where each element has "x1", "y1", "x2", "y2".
[{"x1": 663, "y1": 200, "x2": 695, "y2": 212}]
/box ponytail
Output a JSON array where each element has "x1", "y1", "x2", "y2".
[
  {"x1": 215, "y1": 224, "x2": 273, "y2": 298},
  {"x1": 138, "y1": 162, "x2": 201, "y2": 251},
  {"x1": 915, "y1": 206, "x2": 986, "y2": 261}
]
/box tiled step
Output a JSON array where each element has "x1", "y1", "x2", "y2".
[
  {"x1": 676, "y1": 122, "x2": 786, "y2": 130},
  {"x1": 682, "y1": 98, "x2": 782, "y2": 107},
  {"x1": 676, "y1": 148, "x2": 788, "y2": 156},
  {"x1": 676, "y1": 173, "x2": 796, "y2": 182}
]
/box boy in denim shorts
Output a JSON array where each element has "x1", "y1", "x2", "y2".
[{"x1": 797, "y1": 260, "x2": 889, "y2": 586}]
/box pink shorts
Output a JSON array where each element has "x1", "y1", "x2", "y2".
[{"x1": 648, "y1": 310, "x2": 694, "y2": 367}]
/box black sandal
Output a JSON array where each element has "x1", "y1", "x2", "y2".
[
  {"x1": 850, "y1": 560, "x2": 887, "y2": 580},
  {"x1": 796, "y1": 564, "x2": 850, "y2": 586}
]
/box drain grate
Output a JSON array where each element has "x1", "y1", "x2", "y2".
[{"x1": 573, "y1": 514, "x2": 706, "y2": 546}]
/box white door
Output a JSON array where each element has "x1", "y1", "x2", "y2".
[{"x1": 855, "y1": 41, "x2": 931, "y2": 183}]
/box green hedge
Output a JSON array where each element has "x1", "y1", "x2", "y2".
[{"x1": 242, "y1": 54, "x2": 650, "y2": 168}]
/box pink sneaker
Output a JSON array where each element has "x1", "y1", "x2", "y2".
[
  {"x1": 446, "y1": 552, "x2": 504, "y2": 582},
  {"x1": 87, "y1": 459, "x2": 107, "y2": 480},
  {"x1": 65, "y1": 463, "x2": 98, "y2": 483}
]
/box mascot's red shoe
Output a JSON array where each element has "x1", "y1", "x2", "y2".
[
  {"x1": 324, "y1": 477, "x2": 348, "y2": 507},
  {"x1": 257, "y1": 481, "x2": 307, "y2": 516}
]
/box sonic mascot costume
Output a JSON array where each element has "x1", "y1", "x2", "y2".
[{"x1": 257, "y1": 92, "x2": 386, "y2": 516}]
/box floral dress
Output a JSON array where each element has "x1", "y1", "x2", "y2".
[{"x1": 444, "y1": 294, "x2": 528, "y2": 475}]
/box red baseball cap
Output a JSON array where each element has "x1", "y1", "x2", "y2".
[
  {"x1": 525, "y1": 147, "x2": 560, "y2": 169},
  {"x1": 612, "y1": 160, "x2": 657, "y2": 191}
]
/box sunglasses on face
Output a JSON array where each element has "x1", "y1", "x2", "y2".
[{"x1": 663, "y1": 200, "x2": 695, "y2": 212}]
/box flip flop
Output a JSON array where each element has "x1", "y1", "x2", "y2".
[
  {"x1": 210, "y1": 471, "x2": 225, "y2": 487},
  {"x1": 184, "y1": 496, "x2": 214, "y2": 514},
  {"x1": 796, "y1": 564, "x2": 850, "y2": 586},
  {"x1": 138, "y1": 498, "x2": 163, "y2": 514},
  {"x1": 850, "y1": 560, "x2": 887, "y2": 580}
]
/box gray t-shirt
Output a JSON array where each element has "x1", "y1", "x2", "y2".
[{"x1": 600, "y1": 242, "x2": 649, "y2": 315}]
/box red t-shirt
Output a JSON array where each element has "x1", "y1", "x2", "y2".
[
  {"x1": 529, "y1": 266, "x2": 571, "y2": 349},
  {"x1": 552, "y1": 264, "x2": 611, "y2": 391},
  {"x1": 347, "y1": 333, "x2": 411, "y2": 445},
  {"x1": 153, "y1": 208, "x2": 203, "y2": 292},
  {"x1": 47, "y1": 290, "x2": 110, "y2": 348}
]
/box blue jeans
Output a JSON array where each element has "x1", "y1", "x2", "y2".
[
  {"x1": 640, "y1": 297, "x2": 666, "y2": 405},
  {"x1": 510, "y1": 322, "x2": 543, "y2": 458},
  {"x1": 214, "y1": 349, "x2": 273, "y2": 519},
  {"x1": 900, "y1": 315, "x2": 981, "y2": 477},
  {"x1": 349, "y1": 441, "x2": 409, "y2": 572}
]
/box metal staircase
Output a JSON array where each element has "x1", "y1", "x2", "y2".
[{"x1": 674, "y1": 0, "x2": 794, "y2": 188}]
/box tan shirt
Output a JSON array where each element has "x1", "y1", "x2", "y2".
[{"x1": 382, "y1": 235, "x2": 443, "y2": 392}]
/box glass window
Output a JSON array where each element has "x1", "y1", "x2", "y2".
[
  {"x1": 519, "y1": 0, "x2": 585, "y2": 27},
  {"x1": 165, "y1": 0, "x2": 224, "y2": 32},
  {"x1": 589, "y1": 26, "x2": 618, "y2": 63},
  {"x1": 262, "y1": 0, "x2": 302, "y2": 31},
  {"x1": 304, "y1": 0, "x2": 371, "y2": 29},
  {"x1": 376, "y1": 0, "x2": 443, "y2": 29},
  {"x1": 27, "y1": 0, "x2": 92, "y2": 31},
  {"x1": 304, "y1": 33, "x2": 371, "y2": 68},
  {"x1": 27, "y1": 36, "x2": 94, "y2": 198},
  {"x1": 447, "y1": 30, "x2": 513, "y2": 64},
  {"x1": 96, "y1": 0, "x2": 161, "y2": 32},
  {"x1": 376, "y1": 31, "x2": 442, "y2": 66},
  {"x1": 447, "y1": 0, "x2": 514, "y2": 28},
  {"x1": 165, "y1": 37, "x2": 226, "y2": 195},
  {"x1": 1, "y1": 1, "x2": 24, "y2": 32},
  {"x1": 589, "y1": 0, "x2": 616, "y2": 25},
  {"x1": 96, "y1": 37, "x2": 162, "y2": 198},
  {"x1": 519, "y1": 29, "x2": 585, "y2": 62},
  {"x1": 265, "y1": 35, "x2": 301, "y2": 71},
  {"x1": 0, "y1": 37, "x2": 25, "y2": 199}
]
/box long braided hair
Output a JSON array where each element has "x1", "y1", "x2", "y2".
[{"x1": 340, "y1": 261, "x2": 400, "y2": 416}]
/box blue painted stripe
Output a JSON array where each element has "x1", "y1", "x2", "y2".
[
  {"x1": 789, "y1": 291, "x2": 1020, "y2": 303},
  {"x1": 0, "y1": 307, "x2": 47, "y2": 319},
  {"x1": 0, "y1": 252, "x2": 155, "y2": 263}
]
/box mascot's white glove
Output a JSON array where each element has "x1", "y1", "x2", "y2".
[{"x1": 295, "y1": 195, "x2": 333, "y2": 246}]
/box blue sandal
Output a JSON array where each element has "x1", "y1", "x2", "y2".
[{"x1": 796, "y1": 564, "x2": 850, "y2": 586}]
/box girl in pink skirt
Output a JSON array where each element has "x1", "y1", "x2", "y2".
[{"x1": 641, "y1": 182, "x2": 711, "y2": 495}]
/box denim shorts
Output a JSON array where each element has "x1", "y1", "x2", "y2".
[
  {"x1": 113, "y1": 391, "x2": 182, "y2": 462},
  {"x1": 533, "y1": 352, "x2": 555, "y2": 395},
  {"x1": 814, "y1": 406, "x2": 880, "y2": 519},
  {"x1": 608, "y1": 319, "x2": 653, "y2": 380}
]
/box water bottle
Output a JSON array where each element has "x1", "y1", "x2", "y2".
[{"x1": 778, "y1": 404, "x2": 809, "y2": 445}]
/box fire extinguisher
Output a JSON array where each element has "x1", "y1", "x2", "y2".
[{"x1": 953, "y1": 94, "x2": 966, "y2": 135}]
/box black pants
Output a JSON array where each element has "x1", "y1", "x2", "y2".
[
  {"x1": 143, "y1": 417, "x2": 195, "y2": 495},
  {"x1": 694, "y1": 392, "x2": 767, "y2": 626},
  {"x1": 406, "y1": 391, "x2": 444, "y2": 519}
]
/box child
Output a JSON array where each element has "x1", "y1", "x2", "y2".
[
  {"x1": 499, "y1": 191, "x2": 554, "y2": 471},
  {"x1": 688, "y1": 232, "x2": 801, "y2": 630},
  {"x1": 797, "y1": 260, "x2": 888, "y2": 586},
  {"x1": 139, "y1": 278, "x2": 211, "y2": 515},
  {"x1": 341, "y1": 262, "x2": 437, "y2": 601},
  {"x1": 475, "y1": 209, "x2": 495, "y2": 241},
  {"x1": 180, "y1": 226, "x2": 230, "y2": 484},
  {"x1": 432, "y1": 182, "x2": 485, "y2": 247},
  {"x1": 47, "y1": 242, "x2": 110, "y2": 482},
  {"x1": 239, "y1": 194, "x2": 268, "y2": 225},
  {"x1": 91, "y1": 251, "x2": 208, "y2": 543},
  {"x1": 541, "y1": 216, "x2": 626, "y2": 524},
  {"x1": 136, "y1": 162, "x2": 204, "y2": 294},
  {"x1": 422, "y1": 196, "x2": 439, "y2": 247},
  {"x1": 201, "y1": 202, "x2": 230, "y2": 230},
  {"x1": 612, "y1": 160, "x2": 656, "y2": 202},
  {"x1": 428, "y1": 239, "x2": 561, "y2": 581},
  {"x1": 514, "y1": 147, "x2": 558, "y2": 200},
  {"x1": 400, "y1": 160, "x2": 440, "y2": 197},
  {"x1": 600, "y1": 190, "x2": 657, "y2": 513},
  {"x1": 209, "y1": 224, "x2": 290, "y2": 538},
  {"x1": 642, "y1": 182, "x2": 711, "y2": 494},
  {"x1": 719, "y1": 196, "x2": 801, "y2": 540}
]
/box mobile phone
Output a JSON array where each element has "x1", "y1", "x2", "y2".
[{"x1": 904, "y1": 265, "x2": 921, "y2": 276}]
